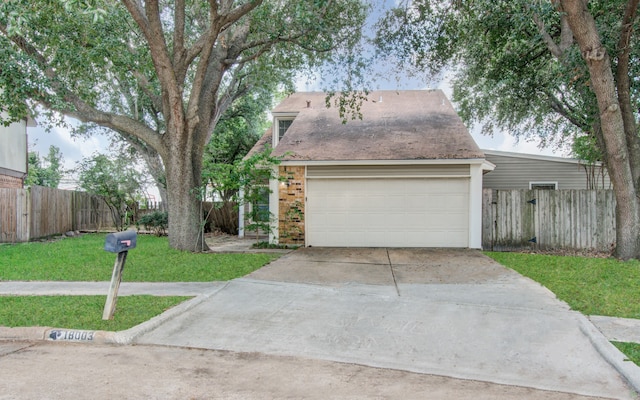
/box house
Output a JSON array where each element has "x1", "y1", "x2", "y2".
[
  {"x1": 242, "y1": 90, "x2": 494, "y2": 248},
  {"x1": 482, "y1": 149, "x2": 610, "y2": 190},
  {"x1": 0, "y1": 112, "x2": 34, "y2": 189}
]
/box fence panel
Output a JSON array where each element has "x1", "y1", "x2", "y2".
[
  {"x1": 483, "y1": 189, "x2": 616, "y2": 252},
  {"x1": 491, "y1": 189, "x2": 536, "y2": 251},
  {"x1": 30, "y1": 185, "x2": 74, "y2": 239},
  {"x1": 72, "y1": 191, "x2": 113, "y2": 231},
  {"x1": 0, "y1": 188, "x2": 29, "y2": 242}
]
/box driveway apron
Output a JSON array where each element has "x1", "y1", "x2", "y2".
[{"x1": 135, "y1": 248, "x2": 637, "y2": 399}]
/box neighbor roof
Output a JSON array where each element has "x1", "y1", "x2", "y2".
[
  {"x1": 483, "y1": 149, "x2": 602, "y2": 166},
  {"x1": 259, "y1": 90, "x2": 483, "y2": 161}
]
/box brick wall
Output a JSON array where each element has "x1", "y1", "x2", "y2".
[
  {"x1": 278, "y1": 166, "x2": 305, "y2": 245},
  {"x1": 0, "y1": 174, "x2": 23, "y2": 189}
]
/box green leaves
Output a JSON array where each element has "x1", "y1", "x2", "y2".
[
  {"x1": 24, "y1": 145, "x2": 65, "y2": 188},
  {"x1": 59, "y1": 0, "x2": 108, "y2": 23}
]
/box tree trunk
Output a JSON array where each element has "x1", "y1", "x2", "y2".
[
  {"x1": 562, "y1": 0, "x2": 640, "y2": 259},
  {"x1": 164, "y1": 143, "x2": 209, "y2": 252}
]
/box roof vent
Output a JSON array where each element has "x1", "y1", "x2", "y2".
[
  {"x1": 379, "y1": 96, "x2": 383, "y2": 103},
  {"x1": 306, "y1": 100, "x2": 311, "y2": 108}
]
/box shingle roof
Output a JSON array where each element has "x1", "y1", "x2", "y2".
[{"x1": 250, "y1": 90, "x2": 484, "y2": 161}]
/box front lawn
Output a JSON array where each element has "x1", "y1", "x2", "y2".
[
  {"x1": 0, "y1": 296, "x2": 190, "y2": 331},
  {"x1": 0, "y1": 233, "x2": 279, "y2": 281}
]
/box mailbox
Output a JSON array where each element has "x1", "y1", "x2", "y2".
[{"x1": 104, "y1": 231, "x2": 137, "y2": 253}]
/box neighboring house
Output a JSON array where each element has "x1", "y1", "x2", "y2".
[
  {"x1": 482, "y1": 149, "x2": 610, "y2": 190},
  {"x1": 0, "y1": 112, "x2": 35, "y2": 189},
  {"x1": 241, "y1": 90, "x2": 494, "y2": 248}
]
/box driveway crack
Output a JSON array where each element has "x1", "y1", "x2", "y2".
[{"x1": 386, "y1": 249, "x2": 400, "y2": 297}]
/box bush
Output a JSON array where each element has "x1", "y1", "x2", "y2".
[{"x1": 137, "y1": 211, "x2": 168, "y2": 236}]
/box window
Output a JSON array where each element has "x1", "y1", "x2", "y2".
[
  {"x1": 253, "y1": 187, "x2": 270, "y2": 222},
  {"x1": 529, "y1": 182, "x2": 557, "y2": 190},
  {"x1": 278, "y1": 119, "x2": 293, "y2": 140}
]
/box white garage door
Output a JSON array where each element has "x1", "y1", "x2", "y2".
[{"x1": 306, "y1": 178, "x2": 469, "y2": 247}]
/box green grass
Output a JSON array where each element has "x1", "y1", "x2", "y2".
[
  {"x1": 0, "y1": 233, "x2": 279, "y2": 281},
  {"x1": 0, "y1": 296, "x2": 190, "y2": 331},
  {"x1": 613, "y1": 342, "x2": 640, "y2": 366},
  {"x1": 485, "y1": 252, "x2": 640, "y2": 319}
]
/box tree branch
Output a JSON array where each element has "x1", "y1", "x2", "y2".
[
  {"x1": 173, "y1": 0, "x2": 186, "y2": 67},
  {"x1": 132, "y1": 71, "x2": 163, "y2": 112},
  {"x1": 543, "y1": 89, "x2": 590, "y2": 131},
  {"x1": 1, "y1": 21, "x2": 166, "y2": 158},
  {"x1": 218, "y1": 0, "x2": 263, "y2": 33},
  {"x1": 532, "y1": 11, "x2": 573, "y2": 59}
]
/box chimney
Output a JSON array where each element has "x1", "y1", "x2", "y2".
[{"x1": 306, "y1": 100, "x2": 311, "y2": 108}]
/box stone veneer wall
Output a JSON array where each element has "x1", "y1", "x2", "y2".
[
  {"x1": 278, "y1": 166, "x2": 305, "y2": 245},
  {"x1": 0, "y1": 174, "x2": 23, "y2": 189}
]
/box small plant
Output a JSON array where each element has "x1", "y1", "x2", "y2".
[{"x1": 137, "y1": 211, "x2": 168, "y2": 236}]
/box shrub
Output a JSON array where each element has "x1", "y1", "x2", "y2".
[{"x1": 137, "y1": 211, "x2": 168, "y2": 236}]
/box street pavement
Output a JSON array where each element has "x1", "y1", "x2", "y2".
[{"x1": 1, "y1": 247, "x2": 639, "y2": 399}]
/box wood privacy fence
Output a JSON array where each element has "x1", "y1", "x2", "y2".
[
  {"x1": 0, "y1": 186, "x2": 113, "y2": 243},
  {"x1": 482, "y1": 189, "x2": 616, "y2": 252}
]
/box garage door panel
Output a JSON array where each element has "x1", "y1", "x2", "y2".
[
  {"x1": 307, "y1": 178, "x2": 469, "y2": 247},
  {"x1": 323, "y1": 213, "x2": 347, "y2": 228}
]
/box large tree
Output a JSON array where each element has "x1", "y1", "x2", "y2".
[
  {"x1": 0, "y1": 0, "x2": 367, "y2": 251},
  {"x1": 377, "y1": 0, "x2": 640, "y2": 259}
]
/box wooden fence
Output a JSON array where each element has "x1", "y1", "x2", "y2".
[
  {"x1": 0, "y1": 186, "x2": 113, "y2": 243},
  {"x1": 482, "y1": 189, "x2": 616, "y2": 252}
]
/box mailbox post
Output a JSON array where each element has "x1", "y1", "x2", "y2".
[{"x1": 103, "y1": 231, "x2": 137, "y2": 320}]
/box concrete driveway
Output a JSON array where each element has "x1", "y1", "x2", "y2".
[{"x1": 135, "y1": 248, "x2": 638, "y2": 399}]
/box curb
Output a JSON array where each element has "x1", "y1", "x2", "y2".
[
  {"x1": 579, "y1": 314, "x2": 640, "y2": 395},
  {"x1": 0, "y1": 282, "x2": 229, "y2": 346}
]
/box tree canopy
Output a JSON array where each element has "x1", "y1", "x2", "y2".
[
  {"x1": 377, "y1": 0, "x2": 631, "y2": 146},
  {"x1": 0, "y1": 0, "x2": 368, "y2": 251}
]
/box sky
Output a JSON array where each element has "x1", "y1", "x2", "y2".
[{"x1": 26, "y1": 0, "x2": 566, "y2": 191}]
